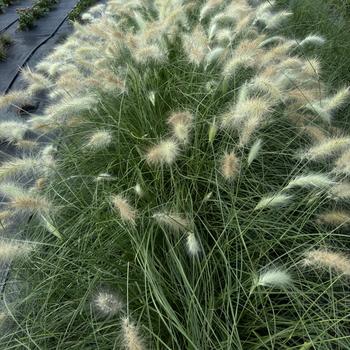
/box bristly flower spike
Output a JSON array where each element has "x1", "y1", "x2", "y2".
[
  {"x1": 221, "y1": 151, "x2": 240, "y2": 180},
  {"x1": 146, "y1": 139, "x2": 179, "y2": 165},
  {"x1": 121, "y1": 316, "x2": 145, "y2": 350},
  {"x1": 303, "y1": 249, "x2": 350, "y2": 276},
  {"x1": 93, "y1": 290, "x2": 123, "y2": 317},
  {"x1": 85, "y1": 130, "x2": 113, "y2": 150},
  {"x1": 256, "y1": 268, "x2": 293, "y2": 288},
  {"x1": 111, "y1": 195, "x2": 137, "y2": 225},
  {"x1": 186, "y1": 231, "x2": 201, "y2": 256},
  {"x1": 167, "y1": 111, "x2": 193, "y2": 144}
]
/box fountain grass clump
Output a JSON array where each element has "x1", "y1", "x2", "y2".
[{"x1": 0, "y1": 0, "x2": 350, "y2": 348}]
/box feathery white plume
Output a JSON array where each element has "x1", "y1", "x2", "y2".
[
  {"x1": 186, "y1": 231, "x2": 201, "y2": 256},
  {"x1": 199, "y1": 0, "x2": 224, "y2": 21},
  {"x1": 205, "y1": 47, "x2": 225, "y2": 66},
  {"x1": 247, "y1": 138, "x2": 262, "y2": 165},
  {"x1": 257, "y1": 269, "x2": 292, "y2": 288},
  {"x1": 255, "y1": 193, "x2": 293, "y2": 210},
  {"x1": 330, "y1": 182, "x2": 350, "y2": 200},
  {"x1": 0, "y1": 240, "x2": 33, "y2": 261},
  {"x1": 95, "y1": 173, "x2": 114, "y2": 182},
  {"x1": 111, "y1": 195, "x2": 137, "y2": 225},
  {"x1": 214, "y1": 28, "x2": 233, "y2": 45},
  {"x1": 0, "y1": 183, "x2": 50, "y2": 213},
  {"x1": 284, "y1": 173, "x2": 334, "y2": 190},
  {"x1": 153, "y1": 212, "x2": 190, "y2": 233},
  {"x1": 257, "y1": 9, "x2": 292, "y2": 29},
  {"x1": 183, "y1": 25, "x2": 208, "y2": 66},
  {"x1": 134, "y1": 183, "x2": 143, "y2": 197},
  {"x1": 0, "y1": 121, "x2": 28, "y2": 143},
  {"x1": 317, "y1": 210, "x2": 350, "y2": 227},
  {"x1": 133, "y1": 43, "x2": 167, "y2": 64},
  {"x1": 0, "y1": 90, "x2": 31, "y2": 109},
  {"x1": 299, "y1": 34, "x2": 325, "y2": 47},
  {"x1": 121, "y1": 316, "x2": 145, "y2": 350},
  {"x1": 93, "y1": 290, "x2": 123, "y2": 317},
  {"x1": 20, "y1": 66, "x2": 52, "y2": 94},
  {"x1": 0, "y1": 158, "x2": 39, "y2": 179},
  {"x1": 303, "y1": 249, "x2": 350, "y2": 276},
  {"x1": 221, "y1": 97, "x2": 273, "y2": 130},
  {"x1": 167, "y1": 111, "x2": 193, "y2": 144},
  {"x1": 146, "y1": 139, "x2": 179, "y2": 165},
  {"x1": 85, "y1": 130, "x2": 113, "y2": 150},
  {"x1": 258, "y1": 36, "x2": 286, "y2": 48},
  {"x1": 301, "y1": 137, "x2": 350, "y2": 160},
  {"x1": 334, "y1": 149, "x2": 350, "y2": 175},
  {"x1": 46, "y1": 95, "x2": 98, "y2": 122},
  {"x1": 304, "y1": 87, "x2": 350, "y2": 122},
  {"x1": 221, "y1": 151, "x2": 240, "y2": 180}
]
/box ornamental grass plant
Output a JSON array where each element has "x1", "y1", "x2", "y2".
[{"x1": 0, "y1": 0, "x2": 350, "y2": 349}]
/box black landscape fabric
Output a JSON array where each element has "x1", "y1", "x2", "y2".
[{"x1": 0, "y1": 0, "x2": 79, "y2": 93}]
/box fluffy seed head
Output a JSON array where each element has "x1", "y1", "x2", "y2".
[
  {"x1": 255, "y1": 193, "x2": 293, "y2": 210},
  {"x1": 199, "y1": 0, "x2": 224, "y2": 21},
  {"x1": 284, "y1": 173, "x2": 334, "y2": 190},
  {"x1": 205, "y1": 47, "x2": 226, "y2": 66},
  {"x1": 214, "y1": 28, "x2": 233, "y2": 45},
  {"x1": 317, "y1": 210, "x2": 350, "y2": 227},
  {"x1": 15, "y1": 140, "x2": 39, "y2": 150},
  {"x1": 0, "y1": 240, "x2": 33, "y2": 262},
  {"x1": 0, "y1": 121, "x2": 28, "y2": 143},
  {"x1": 329, "y1": 183, "x2": 350, "y2": 200},
  {"x1": 239, "y1": 115, "x2": 265, "y2": 147},
  {"x1": 121, "y1": 317, "x2": 145, "y2": 350},
  {"x1": 95, "y1": 173, "x2": 114, "y2": 182},
  {"x1": 257, "y1": 269, "x2": 292, "y2": 288},
  {"x1": 186, "y1": 231, "x2": 201, "y2": 256},
  {"x1": 46, "y1": 95, "x2": 98, "y2": 121},
  {"x1": 93, "y1": 290, "x2": 123, "y2": 317},
  {"x1": 153, "y1": 212, "x2": 190, "y2": 233},
  {"x1": 302, "y1": 125, "x2": 327, "y2": 142},
  {"x1": 0, "y1": 90, "x2": 31, "y2": 109},
  {"x1": 334, "y1": 150, "x2": 350, "y2": 175},
  {"x1": 262, "y1": 11, "x2": 292, "y2": 29},
  {"x1": 221, "y1": 97, "x2": 273, "y2": 130},
  {"x1": 146, "y1": 139, "x2": 179, "y2": 165},
  {"x1": 134, "y1": 183, "x2": 143, "y2": 197},
  {"x1": 20, "y1": 66, "x2": 52, "y2": 94},
  {"x1": 0, "y1": 183, "x2": 51, "y2": 213},
  {"x1": 301, "y1": 137, "x2": 350, "y2": 161},
  {"x1": 326, "y1": 87, "x2": 350, "y2": 112},
  {"x1": 167, "y1": 111, "x2": 193, "y2": 144},
  {"x1": 247, "y1": 138, "x2": 262, "y2": 165},
  {"x1": 0, "y1": 158, "x2": 39, "y2": 180},
  {"x1": 111, "y1": 195, "x2": 137, "y2": 225},
  {"x1": 183, "y1": 25, "x2": 208, "y2": 66},
  {"x1": 133, "y1": 43, "x2": 166, "y2": 64},
  {"x1": 304, "y1": 87, "x2": 350, "y2": 122},
  {"x1": 303, "y1": 249, "x2": 350, "y2": 276},
  {"x1": 299, "y1": 34, "x2": 326, "y2": 47},
  {"x1": 85, "y1": 130, "x2": 113, "y2": 150},
  {"x1": 221, "y1": 151, "x2": 240, "y2": 180}
]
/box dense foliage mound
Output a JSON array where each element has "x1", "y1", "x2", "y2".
[{"x1": 1, "y1": 0, "x2": 350, "y2": 348}]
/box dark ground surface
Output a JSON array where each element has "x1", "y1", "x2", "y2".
[
  {"x1": 0, "y1": 0, "x2": 79, "y2": 93},
  {"x1": 0, "y1": 0, "x2": 33, "y2": 32}
]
